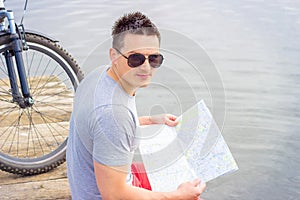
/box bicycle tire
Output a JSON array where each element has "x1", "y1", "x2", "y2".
[{"x1": 0, "y1": 32, "x2": 84, "y2": 175}]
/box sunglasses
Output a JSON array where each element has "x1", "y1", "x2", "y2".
[{"x1": 115, "y1": 48, "x2": 164, "y2": 68}]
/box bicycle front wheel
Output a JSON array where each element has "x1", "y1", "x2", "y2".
[{"x1": 0, "y1": 32, "x2": 84, "y2": 175}]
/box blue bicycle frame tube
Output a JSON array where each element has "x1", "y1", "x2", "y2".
[
  {"x1": 0, "y1": 8, "x2": 31, "y2": 98},
  {"x1": 4, "y1": 51, "x2": 21, "y2": 98}
]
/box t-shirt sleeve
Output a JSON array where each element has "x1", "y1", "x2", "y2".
[{"x1": 89, "y1": 105, "x2": 137, "y2": 166}]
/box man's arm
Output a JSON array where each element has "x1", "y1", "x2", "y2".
[
  {"x1": 94, "y1": 161, "x2": 205, "y2": 200},
  {"x1": 139, "y1": 114, "x2": 178, "y2": 126}
]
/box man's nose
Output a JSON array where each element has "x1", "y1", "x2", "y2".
[{"x1": 139, "y1": 58, "x2": 152, "y2": 71}]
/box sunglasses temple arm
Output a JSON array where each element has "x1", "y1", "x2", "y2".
[{"x1": 114, "y1": 48, "x2": 129, "y2": 59}]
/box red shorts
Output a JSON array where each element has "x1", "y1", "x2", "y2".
[{"x1": 131, "y1": 162, "x2": 152, "y2": 191}]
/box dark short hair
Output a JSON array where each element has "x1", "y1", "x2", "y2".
[{"x1": 112, "y1": 12, "x2": 161, "y2": 50}]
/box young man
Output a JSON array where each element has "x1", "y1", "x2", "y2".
[{"x1": 66, "y1": 12, "x2": 206, "y2": 200}]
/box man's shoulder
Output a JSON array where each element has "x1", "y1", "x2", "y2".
[
  {"x1": 74, "y1": 66, "x2": 113, "y2": 110},
  {"x1": 77, "y1": 66, "x2": 107, "y2": 88},
  {"x1": 92, "y1": 104, "x2": 134, "y2": 122}
]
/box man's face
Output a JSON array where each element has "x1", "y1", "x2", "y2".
[{"x1": 112, "y1": 34, "x2": 160, "y2": 89}]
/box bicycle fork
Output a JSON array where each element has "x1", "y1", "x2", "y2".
[{"x1": 1, "y1": 10, "x2": 33, "y2": 108}]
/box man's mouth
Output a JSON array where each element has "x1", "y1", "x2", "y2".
[{"x1": 136, "y1": 74, "x2": 151, "y2": 80}]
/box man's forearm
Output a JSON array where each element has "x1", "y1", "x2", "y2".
[
  {"x1": 139, "y1": 114, "x2": 178, "y2": 127},
  {"x1": 139, "y1": 116, "x2": 153, "y2": 126},
  {"x1": 115, "y1": 184, "x2": 180, "y2": 200}
]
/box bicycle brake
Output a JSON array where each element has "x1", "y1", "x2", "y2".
[{"x1": 17, "y1": 24, "x2": 28, "y2": 51}]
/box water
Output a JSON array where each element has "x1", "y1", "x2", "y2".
[{"x1": 5, "y1": 0, "x2": 300, "y2": 199}]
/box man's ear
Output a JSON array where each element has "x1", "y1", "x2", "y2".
[{"x1": 109, "y1": 48, "x2": 118, "y2": 63}]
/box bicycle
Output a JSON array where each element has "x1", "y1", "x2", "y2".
[{"x1": 0, "y1": 0, "x2": 84, "y2": 175}]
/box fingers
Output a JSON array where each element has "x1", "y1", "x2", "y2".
[
  {"x1": 192, "y1": 178, "x2": 206, "y2": 190},
  {"x1": 198, "y1": 181, "x2": 206, "y2": 193},
  {"x1": 191, "y1": 179, "x2": 206, "y2": 194},
  {"x1": 165, "y1": 119, "x2": 178, "y2": 126},
  {"x1": 176, "y1": 179, "x2": 206, "y2": 199},
  {"x1": 167, "y1": 114, "x2": 177, "y2": 121},
  {"x1": 165, "y1": 114, "x2": 179, "y2": 126},
  {"x1": 192, "y1": 179, "x2": 201, "y2": 187},
  {"x1": 150, "y1": 114, "x2": 179, "y2": 126},
  {"x1": 194, "y1": 180, "x2": 206, "y2": 199}
]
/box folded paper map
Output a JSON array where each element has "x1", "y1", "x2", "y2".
[{"x1": 139, "y1": 100, "x2": 238, "y2": 192}]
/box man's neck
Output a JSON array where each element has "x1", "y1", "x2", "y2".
[{"x1": 106, "y1": 66, "x2": 136, "y2": 96}]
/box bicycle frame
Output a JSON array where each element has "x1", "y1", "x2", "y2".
[{"x1": 0, "y1": 0, "x2": 33, "y2": 108}]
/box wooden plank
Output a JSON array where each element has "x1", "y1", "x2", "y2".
[{"x1": 0, "y1": 163, "x2": 70, "y2": 200}]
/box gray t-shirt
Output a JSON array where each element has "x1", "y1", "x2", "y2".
[{"x1": 66, "y1": 67, "x2": 140, "y2": 200}]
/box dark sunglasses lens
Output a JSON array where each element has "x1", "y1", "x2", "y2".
[
  {"x1": 149, "y1": 54, "x2": 164, "y2": 68},
  {"x1": 128, "y1": 54, "x2": 146, "y2": 68}
]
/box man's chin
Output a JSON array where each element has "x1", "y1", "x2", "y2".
[
  {"x1": 137, "y1": 79, "x2": 151, "y2": 88},
  {"x1": 140, "y1": 83, "x2": 149, "y2": 88}
]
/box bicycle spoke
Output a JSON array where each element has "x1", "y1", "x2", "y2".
[
  {"x1": 34, "y1": 104, "x2": 69, "y2": 128},
  {"x1": 0, "y1": 54, "x2": 8, "y2": 74},
  {"x1": 33, "y1": 107, "x2": 71, "y2": 125},
  {"x1": 0, "y1": 105, "x2": 18, "y2": 119},
  {"x1": 37, "y1": 79, "x2": 73, "y2": 96},
  {"x1": 35, "y1": 100, "x2": 72, "y2": 114},
  {"x1": 23, "y1": 107, "x2": 45, "y2": 157},
  {"x1": 26, "y1": 108, "x2": 36, "y2": 157},
  {"x1": 7, "y1": 109, "x2": 21, "y2": 155},
  {"x1": 24, "y1": 108, "x2": 33, "y2": 157},
  {"x1": 0, "y1": 124, "x2": 17, "y2": 152},
  {"x1": 0, "y1": 89, "x2": 11, "y2": 96},
  {"x1": 34, "y1": 64, "x2": 59, "y2": 93},
  {"x1": 0, "y1": 63, "x2": 8, "y2": 75},
  {"x1": 0, "y1": 86, "x2": 11, "y2": 102},
  {"x1": 26, "y1": 106, "x2": 57, "y2": 156},
  {"x1": 0, "y1": 55, "x2": 8, "y2": 75},
  {"x1": 0, "y1": 97, "x2": 11, "y2": 103},
  {"x1": 32, "y1": 64, "x2": 60, "y2": 96},
  {"x1": 31, "y1": 53, "x2": 44, "y2": 86},
  {"x1": 28, "y1": 53, "x2": 35, "y2": 89},
  {"x1": 35, "y1": 100, "x2": 72, "y2": 110},
  {"x1": 25, "y1": 50, "x2": 33, "y2": 90},
  {"x1": 0, "y1": 110, "x2": 23, "y2": 151},
  {"x1": 28, "y1": 51, "x2": 36, "y2": 75},
  {"x1": 0, "y1": 106, "x2": 19, "y2": 136},
  {"x1": 32, "y1": 59, "x2": 51, "y2": 95},
  {"x1": 31, "y1": 105, "x2": 62, "y2": 146},
  {"x1": 28, "y1": 117, "x2": 47, "y2": 156},
  {"x1": 36, "y1": 87, "x2": 74, "y2": 103},
  {"x1": 0, "y1": 77, "x2": 10, "y2": 90},
  {"x1": 32, "y1": 104, "x2": 69, "y2": 128}
]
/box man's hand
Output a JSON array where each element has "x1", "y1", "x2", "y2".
[
  {"x1": 150, "y1": 114, "x2": 178, "y2": 126},
  {"x1": 176, "y1": 179, "x2": 206, "y2": 200},
  {"x1": 139, "y1": 114, "x2": 178, "y2": 126}
]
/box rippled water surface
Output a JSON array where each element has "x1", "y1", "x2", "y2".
[{"x1": 6, "y1": 0, "x2": 300, "y2": 199}]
